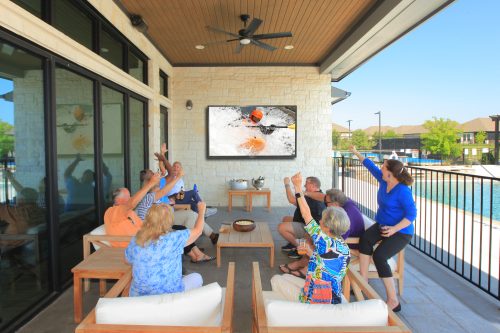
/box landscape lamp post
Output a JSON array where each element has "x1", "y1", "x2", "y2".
[
  {"x1": 347, "y1": 120, "x2": 352, "y2": 139},
  {"x1": 490, "y1": 115, "x2": 500, "y2": 165},
  {"x1": 375, "y1": 111, "x2": 382, "y2": 161}
]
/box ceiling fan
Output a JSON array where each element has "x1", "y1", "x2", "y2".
[{"x1": 207, "y1": 14, "x2": 292, "y2": 53}]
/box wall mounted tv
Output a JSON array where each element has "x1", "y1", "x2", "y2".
[{"x1": 207, "y1": 105, "x2": 297, "y2": 159}]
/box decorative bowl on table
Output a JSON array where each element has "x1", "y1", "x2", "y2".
[
  {"x1": 232, "y1": 219, "x2": 256, "y2": 232},
  {"x1": 229, "y1": 179, "x2": 248, "y2": 190}
]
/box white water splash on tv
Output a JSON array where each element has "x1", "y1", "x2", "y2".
[{"x1": 208, "y1": 106, "x2": 296, "y2": 157}]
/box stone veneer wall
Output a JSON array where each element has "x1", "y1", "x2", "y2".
[{"x1": 171, "y1": 67, "x2": 332, "y2": 207}]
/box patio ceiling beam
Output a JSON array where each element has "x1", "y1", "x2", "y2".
[{"x1": 320, "y1": 0, "x2": 454, "y2": 81}]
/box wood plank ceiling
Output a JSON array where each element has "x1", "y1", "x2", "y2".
[{"x1": 118, "y1": 0, "x2": 377, "y2": 66}]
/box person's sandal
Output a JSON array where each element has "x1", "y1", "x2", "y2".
[
  {"x1": 279, "y1": 263, "x2": 294, "y2": 274},
  {"x1": 290, "y1": 269, "x2": 306, "y2": 279},
  {"x1": 191, "y1": 256, "x2": 216, "y2": 264}
]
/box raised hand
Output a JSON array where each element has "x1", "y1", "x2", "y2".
[
  {"x1": 283, "y1": 177, "x2": 290, "y2": 186},
  {"x1": 161, "y1": 143, "x2": 167, "y2": 155},
  {"x1": 291, "y1": 172, "x2": 302, "y2": 190}
]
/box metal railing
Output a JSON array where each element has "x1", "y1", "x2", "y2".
[{"x1": 333, "y1": 156, "x2": 500, "y2": 300}]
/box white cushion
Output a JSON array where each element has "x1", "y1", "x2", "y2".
[
  {"x1": 362, "y1": 215, "x2": 375, "y2": 230},
  {"x1": 350, "y1": 256, "x2": 397, "y2": 272},
  {"x1": 89, "y1": 224, "x2": 109, "y2": 250},
  {"x1": 265, "y1": 298, "x2": 388, "y2": 327},
  {"x1": 96, "y1": 282, "x2": 222, "y2": 326}
]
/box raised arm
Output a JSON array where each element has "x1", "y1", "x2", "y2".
[
  {"x1": 185, "y1": 201, "x2": 206, "y2": 245},
  {"x1": 349, "y1": 145, "x2": 365, "y2": 162},
  {"x1": 64, "y1": 154, "x2": 82, "y2": 179},
  {"x1": 291, "y1": 172, "x2": 313, "y2": 224},
  {"x1": 283, "y1": 177, "x2": 296, "y2": 206},
  {"x1": 304, "y1": 191, "x2": 325, "y2": 202},
  {"x1": 127, "y1": 173, "x2": 161, "y2": 209},
  {"x1": 153, "y1": 169, "x2": 183, "y2": 201}
]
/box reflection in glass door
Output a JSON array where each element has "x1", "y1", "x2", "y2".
[
  {"x1": 55, "y1": 67, "x2": 97, "y2": 282},
  {"x1": 0, "y1": 40, "x2": 49, "y2": 331}
]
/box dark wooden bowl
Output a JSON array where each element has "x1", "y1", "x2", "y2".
[{"x1": 232, "y1": 219, "x2": 256, "y2": 232}]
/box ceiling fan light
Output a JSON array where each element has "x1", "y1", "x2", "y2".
[
  {"x1": 195, "y1": 45, "x2": 205, "y2": 50},
  {"x1": 240, "y1": 38, "x2": 251, "y2": 45}
]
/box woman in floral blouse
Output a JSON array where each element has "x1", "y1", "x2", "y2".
[{"x1": 273, "y1": 172, "x2": 351, "y2": 304}]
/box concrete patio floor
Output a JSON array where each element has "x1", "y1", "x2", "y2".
[{"x1": 17, "y1": 206, "x2": 500, "y2": 333}]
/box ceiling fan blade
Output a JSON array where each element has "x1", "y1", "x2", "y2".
[
  {"x1": 250, "y1": 39, "x2": 276, "y2": 51},
  {"x1": 243, "y1": 18, "x2": 262, "y2": 36},
  {"x1": 235, "y1": 43, "x2": 245, "y2": 54},
  {"x1": 206, "y1": 25, "x2": 239, "y2": 38},
  {"x1": 252, "y1": 32, "x2": 292, "y2": 40}
]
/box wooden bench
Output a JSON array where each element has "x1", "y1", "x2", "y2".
[
  {"x1": 252, "y1": 262, "x2": 410, "y2": 333},
  {"x1": 75, "y1": 262, "x2": 235, "y2": 333}
]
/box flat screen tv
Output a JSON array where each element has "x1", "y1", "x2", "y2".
[{"x1": 207, "y1": 105, "x2": 297, "y2": 159}]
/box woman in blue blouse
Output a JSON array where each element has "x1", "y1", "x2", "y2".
[
  {"x1": 349, "y1": 146, "x2": 416, "y2": 312},
  {"x1": 125, "y1": 202, "x2": 206, "y2": 296}
]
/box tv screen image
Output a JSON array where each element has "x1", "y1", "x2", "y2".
[{"x1": 207, "y1": 105, "x2": 297, "y2": 159}]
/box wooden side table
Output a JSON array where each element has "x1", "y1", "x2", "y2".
[
  {"x1": 71, "y1": 247, "x2": 130, "y2": 323},
  {"x1": 227, "y1": 188, "x2": 271, "y2": 212}
]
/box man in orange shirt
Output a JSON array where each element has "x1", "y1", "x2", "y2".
[{"x1": 104, "y1": 173, "x2": 160, "y2": 247}]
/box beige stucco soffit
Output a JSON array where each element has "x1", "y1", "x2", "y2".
[{"x1": 320, "y1": 0, "x2": 453, "y2": 81}]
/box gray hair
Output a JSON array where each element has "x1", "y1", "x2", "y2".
[
  {"x1": 306, "y1": 176, "x2": 321, "y2": 189},
  {"x1": 321, "y1": 206, "x2": 350, "y2": 237},
  {"x1": 112, "y1": 188, "x2": 127, "y2": 203},
  {"x1": 326, "y1": 189, "x2": 347, "y2": 206}
]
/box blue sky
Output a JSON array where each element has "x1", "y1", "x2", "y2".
[{"x1": 332, "y1": 0, "x2": 500, "y2": 130}]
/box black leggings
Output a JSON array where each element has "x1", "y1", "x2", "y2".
[
  {"x1": 358, "y1": 223, "x2": 411, "y2": 278},
  {"x1": 172, "y1": 225, "x2": 195, "y2": 255}
]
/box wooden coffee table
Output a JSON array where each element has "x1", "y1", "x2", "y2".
[
  {"x1": 217, "y1": 222, "x2": 274, "y2": 268},
  {"x1": 71, "y1": 247, "x2": 130, "y2": 323}
]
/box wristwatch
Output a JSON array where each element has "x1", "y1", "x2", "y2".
[{"x1": 295, "y1": 192, "x2": 303, "y2": 198}]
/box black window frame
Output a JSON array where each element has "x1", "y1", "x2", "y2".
[
  {"x1": 10, "y1": 0, "x2": 149, "y2": 85},
  {"x1": 160, "y1": 70, "x2": 169, "y2": 98},
  {"x1": 0, "y1": 27, "x2": 149, "y2": 333}
]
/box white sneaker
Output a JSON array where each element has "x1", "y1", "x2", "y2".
[{"x1": 204, "y1": 207, "x2": 218, "y2": 217}]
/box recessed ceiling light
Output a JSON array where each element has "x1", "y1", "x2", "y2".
[
  {"x1": 284, "y1": 45, "x2": 294, "y2": 50},
  {"x1": 195, "y1": 45, "x2": 205, "y2": 50}
]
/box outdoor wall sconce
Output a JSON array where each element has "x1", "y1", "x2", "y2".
[
  {"x1": 186, "y1": 100, "x2": 193, "y2": 110},
  {"x1": 130, "y1": 14, "x2": 148, "y2": 33}
]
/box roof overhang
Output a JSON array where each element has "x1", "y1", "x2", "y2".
[
  {"x1": 331, "y1": 86, "x2": 351, "y2": 105},
  {"x1": 321, "y1": 0, "x2": 454, "y2": 81}
]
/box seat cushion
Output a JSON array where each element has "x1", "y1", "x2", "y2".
[
  {"x1": 96, "y1": 282, "x2": 222, "y2": 326},
  {"x1": 265, "y1": 298, "x2": 388, "y2": 327},
  {"x1": 89, "y1": 224, "x2": 108, "y2": 250}
]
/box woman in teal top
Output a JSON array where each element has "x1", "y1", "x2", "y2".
[{"x1": 349, "y1": 146, "x2": 417, "y2": 313}]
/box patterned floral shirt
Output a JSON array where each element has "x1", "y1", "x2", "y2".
[
  {"x1": 125, "y1": 229, "x2": 189, "y2": 296},
  {"x1": 299, "y1": 219, "x2": 351, "y2": 304}
]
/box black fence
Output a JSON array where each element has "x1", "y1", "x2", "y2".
[{"x1": 333, "y1": 156, "x2": 500, "y2": 300}]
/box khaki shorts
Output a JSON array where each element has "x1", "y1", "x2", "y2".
[{"x1": 291, "y1": 221, "x2": 307, "y2": 239}]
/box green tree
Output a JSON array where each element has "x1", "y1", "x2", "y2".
[
  {"x1": 0, "y1": 120, "x2": 14, "y2": 157},
  {"x1": 351, "y1": 129, "x2": 373, "y2": 149},
  {"x1": 332, "y1": 129, "x2": 341, "y2": 148},
  {"x1": 475, "y1": 131, "x2": 487, "y2": 145},
  {"x1": 421, "y1": 117, "x2": 462, "y2": 159}
]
